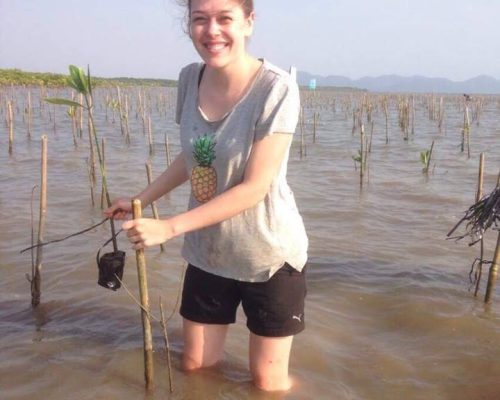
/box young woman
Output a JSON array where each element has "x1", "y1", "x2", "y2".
[{"x1": 105, "y1": 0, "x2": 308, "y2": 391}]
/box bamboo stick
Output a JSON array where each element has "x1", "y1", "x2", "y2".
[
  {"x1": 124, "y1": 94, "x2": 131, "y2": 145},
  {"x1": 360, "y1": 124, "x2": 365, "y2": 186},
  {"x1": 32, "y1": 135, "x2": 48, "y2": 307},
  {"x1": 79, "y1": 93, "x2": 84, "y2": 138},
  {"x1": 27, "y1": 90, "x2": 32, "y2": 138},
  {"x1": 132, "y1": 199, "x2": 154, "y2": 390},
  {"x1": 299, "y1": 106, "x2": 305, "y2": 159},
  {"x1": 100, "y1": 138, "x2": 106, "y2": 210},
  {"x1": 383, "y1": 98, "x2": 389, "y2": 144},
  {"x1": 86, "y1": 158, "x2": 95, "y2": 207},
  {"x1": 164, "y1": 132, "x2": 171, "y2": 167},
  {"x1": 117, "y1": 86, "x2": 125, "y2": 137},
  {"x1": 87, "y1": 113, "x2": 96, "y2": 185},
  {"x1": 312, "y1": 112, "x2": 317, "y2": 144},
  {"x1": 146, "y1": 161, "x2": 165, "y2": 252},
  {"x1": 474, "y1": 153, "x2": 485, "y2": 297},
  {"x1": 148, "y1": 115, "x2": 154, "y2": 155},
  {"x1": 159, "y1": 299, "x2": 174, "y2": 394},
  {"x1": 8, "y1": 101, "x2": 13, "y2": 155},
  {"x1": 465, "y1": 106, "x2": 471, "y2": 159},
  {"x1": 484, "y1": 232, "x2": 500, "y2": 304}
]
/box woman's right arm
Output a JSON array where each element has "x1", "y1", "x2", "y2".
[{"x1": 105, "y1": 151, "x2": 189, "y2": 219}]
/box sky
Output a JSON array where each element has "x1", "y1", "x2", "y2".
[{"x1": 1, "y1": 0, "x2": 499, "y2": 81}]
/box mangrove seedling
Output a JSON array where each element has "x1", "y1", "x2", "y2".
[
  {"x1": 44, "y1": 65, "x2": 118, "y2": 252},
  {"x1": 420, "y1": 140, "x2": 435, "y2": 174}
]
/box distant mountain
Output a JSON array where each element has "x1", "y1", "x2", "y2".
[{"x1": 297, "y1": 71, "x2": 500, "y2": 94}]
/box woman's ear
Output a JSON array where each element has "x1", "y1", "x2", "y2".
[{"x1": 245, "y1": 11, "x2": 255, "y2": 37}]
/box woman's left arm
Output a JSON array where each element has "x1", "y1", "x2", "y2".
[{"x1": 123, "y1": 133, "x2": 293, "y2": 250}]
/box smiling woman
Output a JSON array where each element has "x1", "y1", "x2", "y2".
[{"x1": 105, "y1": 0, "x2": 308, "y2": 392}]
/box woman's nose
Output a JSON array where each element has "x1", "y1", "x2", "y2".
[{"x1": 206, "y1": 18, "x2": 221, "y2": 36}]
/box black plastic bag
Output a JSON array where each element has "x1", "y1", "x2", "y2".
[{"x1": 97, "y1": 250, "x2": 126, "y2": 291}]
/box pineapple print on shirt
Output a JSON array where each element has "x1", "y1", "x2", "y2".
[{"x1": 191, "y1": 134, "x2": 217, "y2": 203}]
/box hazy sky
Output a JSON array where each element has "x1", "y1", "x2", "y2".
[{"x1": 1, "y1": 0, "x2": 499, "y2": 81}]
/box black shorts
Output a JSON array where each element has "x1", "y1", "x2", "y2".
[{"x1": 180, "y1": 263, "x2": 307, "y2": 337}]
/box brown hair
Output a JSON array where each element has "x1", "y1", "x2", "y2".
[{"x1": 179, "y1": 0, "x2": 255, "y2": 33}]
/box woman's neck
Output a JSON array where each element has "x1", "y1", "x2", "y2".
[{"x1": 204, "y1": 54, "x2": 261, "y2": 91}]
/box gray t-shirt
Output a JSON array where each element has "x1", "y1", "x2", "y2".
[{"x1": 175, "y1": 59, "x2": 308, "y2": 282}]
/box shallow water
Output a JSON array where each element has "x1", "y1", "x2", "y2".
[{"x1": 1, "y1": 87, "x2": 500, "y2": 400}]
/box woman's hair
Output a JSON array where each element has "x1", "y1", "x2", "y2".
[{"x1": 179, "y1": 0, "x2": 255, "y2": 33}]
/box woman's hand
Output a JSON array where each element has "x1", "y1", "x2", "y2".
[
  {"x1": 104, "y1": 198, "x2": 133, "y2": 220},
  {"x1": 122, "y1": 218, "x2": 175, "y2": 250}
]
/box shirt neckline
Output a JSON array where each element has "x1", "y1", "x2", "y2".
[{"x1": 196, "y1": 59, "x2": 266, "y2": 124}]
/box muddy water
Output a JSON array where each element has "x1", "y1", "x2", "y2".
[{"x1": 1, "y1": 87, "x2": 500, "y2": 400}]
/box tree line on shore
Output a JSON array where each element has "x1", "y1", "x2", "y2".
[{"x1": 0, "y1": 68, "x2": 177, "y2": 88}]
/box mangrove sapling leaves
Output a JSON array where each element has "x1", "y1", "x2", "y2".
[
  {"x1": 87, "y1": 65, "x2": 93, "y2": 96},
  {"x1": 44, "y1": 98, "x2": 83, "y2": 108},
  {"x1": 420, "y1": 151, "x2": 428, "y2": 165},
  {"x1": 68, "y1": 65, "x2": 88, "y2": 94}
]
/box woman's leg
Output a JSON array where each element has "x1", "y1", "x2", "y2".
[
  {"x1": 249, "y1": 333, "x2": 294, "y2": 391},
  {"x1": 182, "y1": 318, "x2": 229, "y2": 371}
]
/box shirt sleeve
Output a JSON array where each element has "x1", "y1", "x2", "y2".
[
  {"x1": 254, "y1": 75, "x2": 300, "y2": 141},
  {"x1": 175, "y1": 66, "x2": 188, "y2": 125}
]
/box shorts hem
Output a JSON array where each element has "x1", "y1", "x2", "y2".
[
  {"x1": 180, "y1": 308, "x2": 236, "y2": 325},
  {"x1": 247, "y1": 323, "x2": 306, "y2": 338}
]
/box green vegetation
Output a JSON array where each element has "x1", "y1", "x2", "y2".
[{"x1": 0, "y1": 68, "x2": 177, "y2": 87}]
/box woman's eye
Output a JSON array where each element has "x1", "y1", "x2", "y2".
[
  {"x1": 191, "y1": 17, "x2": 206, "y2": 24},
  {"x1": 218, "y1": 16, "x2": 232, "y2": 24}
]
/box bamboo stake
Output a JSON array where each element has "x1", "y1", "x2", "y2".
[
  {"x1": 117, "y1": 86, "x2": 125, "y2": 137},
  {"x1": 78, "y1": 93, "x2": 84, "y2": 138},
  {"x1": 484, "y1": 232, "x2": 500, "y2": 304},
  {"x1": 8, "y1": 101, "x2": 13, "y2": 155},
  {"x1": 100, "y1": 138, "x2": 106, "y2": 210},
  {"x1": 52, "y1": 104, "x2": 57, "y2": 134},
  {"x1": 312, "y1": 112, "x2": 317, "y2": 144},
  {"x1": 360, "y1": 124, "x2": 365, "y2": 186},
  {"x1": 383, "y1": 98, "x2": 389, "y2": 144},
  {"x1": 88, "y1": 114, "x2": 96, "y2": 185},
  {"x1": 27, "y1": 90, "x2": 32, "y2": 138},
  {"x1": 32, "y1": 135, "x2": 48, "y2": 307},
  {"x1": 164, "y1": 132, "x2": 172, "y2": 167},
  {"x1": 465, "y1": 106, "x2": 471, "y2": 159},
  {"x1": 86, "y1": 158, "x2": 95, "y2": 207},
  {"x1": 411, "y1": 96, "x2": 415, "y2": 135},
  {"x1": 159, "y1": 299, "x2": 174, "y2": 394},
  {"x1": 132, "y1": 199, "x2": 154, "y2": 390},
  {"x1": 474, "y1": 153, "x2": 485, "y2": 297},
  {"x1": 148, "y1": 115, "x2": 154, "y2": 156},
  {"x1": 299, "y1": 106, "x2": 305, "y2": 159},
  {"x1": 146, "y1": 161, "x2": 165, "y2": 252},
  {"x1": 124, "y1": 94, "x2": 131, "y2": 145}
]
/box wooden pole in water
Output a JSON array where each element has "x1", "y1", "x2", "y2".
[
  {"x1": 27, "y1": 91, "x2": 32, "y2": 139},
  {"x1": 132, "y1": 199, "x2": 154, "y2": 390},
  {"x1": 100, "y1": 138, "x2": 106, "y2": 210},
  {"x1": 159, "y1": 299, "x2": 174, "y2": 394},
  {"x1": 484, "y1": 232, "x2": 500, "y2": 304},
  {"x1": 312, "y1": 112, "x2": 317, "y2": 144},
  {"x1": 8, "y1": 100, "x2": 14, "y2": 155},
  {"x1": 32, "y1": 135, "x2": 48, "y2": 307},
  {"x1": 148, "y1": 115, "x2": 154, "y2": 156},
  {"x1": 145, "y1": 161, "x2": 165, "y2": 252},
  {"x1": 164, "y1": 132, "x2": 172, "y2": 167},
  {"x1": 474, "y1": 153, "x2": 485, "y2": 297},
  {"x1": 360, "y1": 124, "x2": 365, "y2": 186}
]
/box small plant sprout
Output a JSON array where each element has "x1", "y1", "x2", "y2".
[{"x1": 420, "y1": 140, "x2": 435, "y2": 174}]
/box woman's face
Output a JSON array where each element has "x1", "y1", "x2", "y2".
[{"x1": 189, "y1": 0, "x2": 254, "y2": 69}]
